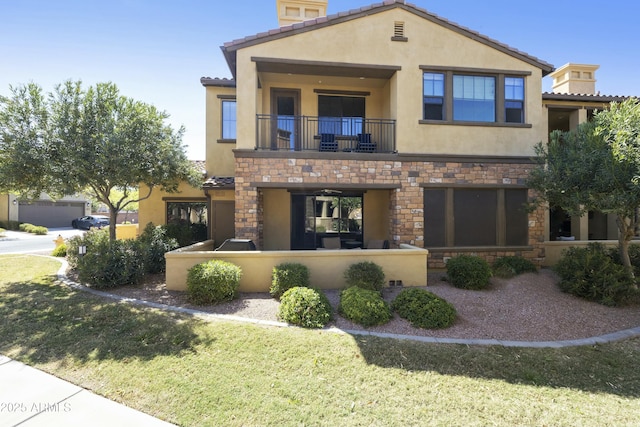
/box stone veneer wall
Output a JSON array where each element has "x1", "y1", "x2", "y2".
[{"x1": 234, "y1": 153, "x2": 546, "y2": 268}]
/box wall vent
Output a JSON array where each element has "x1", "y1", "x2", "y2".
[{"x1": 392, "y1": 21, "x2": 408, "y2": 42}]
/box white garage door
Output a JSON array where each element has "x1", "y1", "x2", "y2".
[{"x1": 19, "y1": 201, "x2": 85, "y2": 228}]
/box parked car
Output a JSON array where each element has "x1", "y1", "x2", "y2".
[{"x1": 71, "y1": 215, "x2": 109, "y2": 230}]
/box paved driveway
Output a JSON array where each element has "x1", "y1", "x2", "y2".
[{"x1": 0, "y1": 227, "x2": 85, "y2": 255}]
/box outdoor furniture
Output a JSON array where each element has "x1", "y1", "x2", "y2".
[
  {"x1": 319, "y1": 133, "x2": 338, "y2": 151},
  {"x1": 321, "y1": 236, "x2": 341, "y2": 249},
  {"x1": 215, "y1": 238, "x2": 257, "y2": 251},
  {"x1": 355, "y1": 133, "x2": 376, "y2": 152},
  {"x1": 366, "y1": 239, "x2": 389, "y2": 249}
]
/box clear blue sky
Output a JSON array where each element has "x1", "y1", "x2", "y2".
[{"x1": 2, "y1": 0, "x2": 639, "y2": 160}]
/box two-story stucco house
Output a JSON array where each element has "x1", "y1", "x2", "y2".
[{"x1": 141, "y1": 0, "x2": 558, "y2": 268}]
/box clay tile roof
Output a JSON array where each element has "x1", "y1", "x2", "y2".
[
  {"x1": 542, "y1": 92, "x2": 633, "y2": 103},
  {"x1": 191, "y1": 160, "x2": 206, "y2": 174},
  {"x1": 200, "y1": 77, "x2": 236, "y2": 87},
  {"x1": 203, "y1": 176, "x2": 235, "y2": 189},
  {"x1": 220, "y1": 0, "x2": 553, "y2": 78}
]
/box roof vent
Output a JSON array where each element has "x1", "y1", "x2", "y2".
[{"x1": 392, "y1": 21, "x2": 408, "y2": 42}]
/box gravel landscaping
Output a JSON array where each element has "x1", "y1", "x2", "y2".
[{"x1": 93, "y1": 268, "x2": 640, "y2": 342}]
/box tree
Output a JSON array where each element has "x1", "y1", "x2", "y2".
[
  {"x1": 0, "y1": 80, "x2": 201, "y2": 240},
  {"x1": 527, "y1": 116, "x2": 640, "y2": 278}
]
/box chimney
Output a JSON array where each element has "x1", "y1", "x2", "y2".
[
  {"x1": 549, "y1": 63, "x2": 599, "y2": 95},
  {"x1": 276, "y1": 0, "x2": 328, "y2": 27}
]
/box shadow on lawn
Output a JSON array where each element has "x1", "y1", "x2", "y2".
[
  {"x1": 351, "y1": 334, "x2": 640, "y2": 398},
  {"x1": 0, "y1": 278, "x2": 212, "y2": 364}
]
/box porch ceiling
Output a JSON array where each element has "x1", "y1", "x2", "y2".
[{"x1": 251, "y1": 56, "x2": 401, "y2": 80}]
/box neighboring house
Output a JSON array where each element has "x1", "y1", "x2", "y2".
[
  {"x1": 0, "y1": 193, "x2": 90, "y2": 228},
  {"x1": 139, "y1": 0, "x2": 632, "y2": 268}
]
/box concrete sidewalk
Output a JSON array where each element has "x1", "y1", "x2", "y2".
[{"x1": 0, "y1": 355, "x2": 176, "y2": 427}]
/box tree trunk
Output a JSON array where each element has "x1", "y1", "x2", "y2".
[
  {"x1": 108, "y1": 206, "x2": 118, "y2": 241},
  {"x1": 616, "y1": 214, "x2": 636, "y2": 280}
]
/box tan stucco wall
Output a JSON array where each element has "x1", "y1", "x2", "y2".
[
  {"x1": 0, "y1": 194, "x2": 19, "y2": 223},
  {"x1": 138, "y1": 182, "x2": 205, "y2": 230},
  {"x1": 165, "y1": 241, "x2": 428, "y2": 292},
  {"x1": 263, "y1": 189, "x2": 291, "y2": 250},
  {"x1": 205, "y1": 86, "x2": 236, "y2": 177},
  {"x1": 232, "y1": 7, "x2": 546, "y2": 157}
]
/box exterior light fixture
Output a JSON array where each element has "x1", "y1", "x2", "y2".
[
  {"x1": 78, "y1": 245, "x2": 87, "y2": 256},
  {"x1": 12, "y1": 199, "x2": 17, "y2": 206}
]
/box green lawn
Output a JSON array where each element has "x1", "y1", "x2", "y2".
[{"x1": 1, "y1": 254, "x2": 639, "y2": 426}]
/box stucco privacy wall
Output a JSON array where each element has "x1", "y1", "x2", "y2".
[
  {"x1": 233, "y1": 7, "x2": 547, "y2": 156},
  {"x1": 165, "y1": 241, "x2": 428, "y2": 292},
  {"x1": 234, "y1": 153, "x2": 546, "y2": 268}
]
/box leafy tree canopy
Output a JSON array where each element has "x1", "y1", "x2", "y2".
[{"x1": 0, "y1": 80, "x2": 202, "y2": 239}]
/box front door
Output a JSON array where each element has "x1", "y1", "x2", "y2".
[
  {"x1": 271, "y1": 89, "x2": 300, "y2": 150},
  {"x1": 212, "y1": 201, "x2": 235, "y2": 247}
]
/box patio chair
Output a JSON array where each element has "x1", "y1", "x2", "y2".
[
  {"x1": 321, "y1": 236, "x2": 341, "y2": 249},
  {"x1": 366, "y1": 239, "x2": 389, "y2": 249},
  {"x1": 355, "y1": 133, "x2": 376, "y2": 153},
  {"x1": 319, "y1": 133, "x2": 338, "y2": 151}
]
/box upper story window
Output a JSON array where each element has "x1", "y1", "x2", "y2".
[
  {"x1": 420, "y1": 66, "x2": 531, "y2": 126},
  {"x1": 453, "y1": 75, "x2": 495, "y2": 122},
  {"x1": 221, "y1": 99, "x2": 236, "y2": 140},
  {"x1": 423, "y1": 73, "x2": 445, "y2": 120},
  {"x1": 505, "y1": 77, "x2": 524, "y2": 123}
]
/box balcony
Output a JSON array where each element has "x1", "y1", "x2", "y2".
[{"x1": 256, "y1": 114, "x2": 396, "y2": 153}]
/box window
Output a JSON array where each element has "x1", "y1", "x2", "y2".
[
  {"x1": 424, "y1": 187, "x2": 529, "y2": 247},
  {"x1": 505, "y1": 77, "x2": 524, "y2": 123},
  {"x1": 423, "y1": 72, "x2": 445, "y2": 120},
  {"x1": 166, "y1": 201, "x2": 208, "y2": 243},
  {"x1": 318, "y1": 95, "x2": 365, "y2": 136},
  {"x1": 420, "y1": 67, "x2": 530, "y2": 126},
  {"x1": 221, "y1": 100, "x2": 236, "y2": 140},
  {"x1": 453, "y1": 75, "x2": 495, "y2": 122}
]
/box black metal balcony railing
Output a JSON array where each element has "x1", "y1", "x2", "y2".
[{"x1": 256, "y1": 114, "x2": 396, "y2": 153}]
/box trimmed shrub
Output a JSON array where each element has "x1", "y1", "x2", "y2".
[
  {"x1": 344, "y1": 261, "x2": 385, "y2": 292},
  {"x1": 80, "y1": 240, "x2": 143, "y2": 288},
  {"x1": 52, "y1": 243, "x2": 67, "y2": 257},
  {"x1": 0, "y1": 220, "x2": 20, "y2": 231},
  {"x1": 66, "y1": 229, "x2": 111, "y2": 269},
  {"x1": 446, "y1": 255, "x2": 492, "y2": 290},
  {"x1": 163, "y1": 223, "x2": 194, "y2": 247},
  {"x1": 187, "y1": 260, "x2": 242, "y2": 305},
  {"x1": 493, "y1": 256, "x2": 538, "y2": 278},
  {"x1": 392, "y1": 288, "x2": 456, "y2": 329},
  {"x1": 608, "y1": 244, "x2": 640, "y2": 278},
  {"x1": 270, "y1": 262, "x2": 310, "y2": 299},
  {"x1": 554, "y1": 243, "x2": 636, "y2": 306},
  {"x1": 137, "y1": 223, "x2": 180, "y2": 274},
  {"x1": 339, "y1": 286, "x2": 392, "y2": 327},
  {"x1": 277, "y1": 287, "x2": 333, "y2": 328},
  {"x1": 18, "y1": 223, "x2": 48, "y2": 235}
]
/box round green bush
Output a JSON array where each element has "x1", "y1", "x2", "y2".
[
  {"x1": 277, "y1": 287, "x2": 333, "y2": 328},
  {"x1": 270, "y1": 262, "x2": 310, "y2": 299},
  {"x1": 492, "y1": 256, "x2": 537, "y2": 278},
  {"x1": 446, "y1": 255, "x2": 492, "y2": 290},
  {"x1": 187, "y1": 260, "x2": 242, "y2": 305},
  {"x1": 339, "y1": 286, "x2": 392, "y2": 327},
  {"x1": 554, "y1": 243, "x2": 636, "y2": 306},
  {"x1": 391, "y1": 288, "x2": 456, "y2": 329},
  {"x1": 344, "y1": 261, "x2": 385, "y2": 292},
  {"x1": 52, "y1": 243, "x2": 67, "y2": 257}
]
